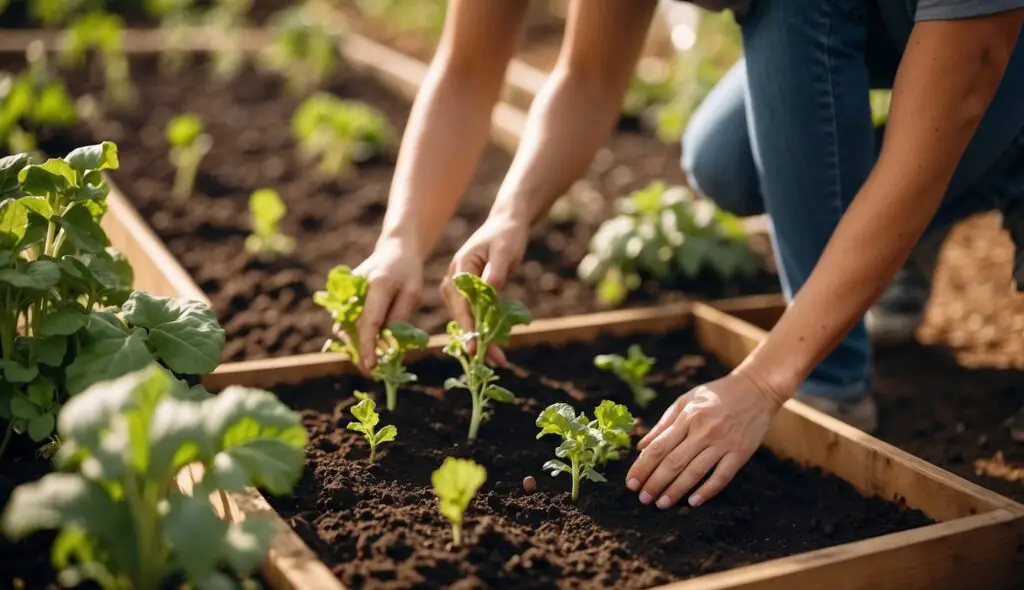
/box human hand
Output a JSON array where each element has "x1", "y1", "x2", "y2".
[
  {"x1": 352, "y1": 236, "x2": 424, "y2": 374},
  {"x1": 440, "y1": 213, "x2": 529, "y2": 366},
  {"x1": 625, "y1": 370, "x2": 785, "y2": 509}
]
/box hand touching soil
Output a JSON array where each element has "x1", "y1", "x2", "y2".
[{"x1": 354, "y1": 236, "x2": 424, "y2": 373}]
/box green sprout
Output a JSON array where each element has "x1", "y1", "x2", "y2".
[
  {"x1": 372, "y1": 323, "x2": 428, "y2": 412},
  {"x1": 262, "y1": 4, "x2": 342, "y2": 95},
  {"x1": 166, "y1": 113, "x2": 212, "y2": 200},
  {"x1": 536, "y1": 401, "x2": 633, "y2": 502},
  {"x1": 291, "y1": 93, "x2": 394, "y2": 179},
  {"x1": 244, "y1": 188, "x2": 294, "y2": 259},
  {"x1": 594, "y1": 344, "x2": 657, "y2": 408},
  {"x1": 62, "y1": 11, "x2": 135, "y2": 109},
  {"x1": 347, "y1": 391, "x2": 397, "y2": 464},
  {"x1": 1, "y1": 43, "x2": 78, "y2": 155},
  {"x1": 443, "y1": 272, "x2": 532, "y2": 441},
  {"x1": 431, "y1": 457, "x2": 486, "y2": 548},
  {"x1": 312, "y1": 265, "x2": 367, "y2": 365}
]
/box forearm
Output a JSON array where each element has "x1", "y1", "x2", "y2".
[{"x1": 739, "y1": 14, "x2": 1023, "y2": 396}]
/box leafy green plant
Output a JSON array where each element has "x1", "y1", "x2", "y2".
[
  {"x1": 312, "y1": 264, "x2": 367, "y2": 364},
  {"x1": 262, "y1": 4, "x2": 342, "y2": 95},
  {"x1": 62, "y1": 11, "x2": 135, "y2": 109},
  {"x1": 1, "y1": 363, "x2": 307, "y2": 590},
  {"x1": 0, "y1": 44, "x2": 78, "y2": 155},
  {"x1": 347, "y1": 391, "x2": 397, "y2": 463},
  {"x1": 0, "y1": 142, "x2": 226, "y2": 462},
  {"x1": 372, "y1": 322, "x2": 428, "y2": 411},
  {"x1": 443, "y1": 272, "x2": 532, "y2": 441},
  {"x1": 292, "y1": 93, "x2": 394, "y2": 179},
  {"x1": 578, "y1": 181, "x2": 761, "y2": 307},
  {"x1": 26, "y1": 0, "x2": 96, "y2": 27},
  {"x1": 355, "y1": 0, "x2": 448, "y2": 40},
  {"x1": 431, "y1": 457, "x2": 486, "y2": 548},
  {"x1": 536, "y1": 401, "x2": 633, "y2": 502},
  {"x1": 594, "y1": 344, "x2": 657, "y2": 408},
  {"x1": 166, "y1": 113, "x2": 212, "y2": 200},
  {"x1": 244, "y1": 188, "x2": 294, "y2": 259}
]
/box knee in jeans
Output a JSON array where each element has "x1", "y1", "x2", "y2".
[{"x1": 681, "y1": 135, "x2": 761, "y2": 217}]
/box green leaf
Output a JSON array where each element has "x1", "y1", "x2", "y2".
[
  {"x1": 165, "y1": 494, "x2": 228, "y2": 582},
  {"x1": 0, "y1": 259, "x2": 60, "y2": 290},
  {"x1": 65, "y1": 312, "x2": 152, "y2": 395},
  {"x1": 583, "y1": 468, "x2": 607, "y2": 483},
  {"x1": 64, "y1": 142, "x2": 119, "y2": 172},
  {"x1": 594, "y1": 400, "x2": 633, "y2": 433},
  {"x1": 0, "y1": 153, "x2": 30, "y2": 199},
  {"x1": 19, "y1": 158, "x2": 76, "y2": 196},
  {"x1": 37, "y1": 305, "x2": 88, "y2": 337},
  {"x1": 443, "y1": 376, "x2": 468, "y2": 391},
  {"x1": 59, "y1": 203, "x2": 109, "y2": 253},
  {"x1": 147, "y1": 396, "x2": 207, "y2": 480},
  {"x1": 249, "y1": 188, "x2": 286, "y2": 236},
  {"x1": 19, "y1": 196, "x2": 51, "y2": 219},
  {"x1": 203, "y1": 452, "x2": 250, "y2": 493},
  {"x1": 122, "y1": 291, "x2": 225, "y2": 375},
  {"x1": 166, "y1": 113, "x2": 204, "y2": 147},
  {"x1": 485, "y1": 300, "x2": 532, "y2": 345},
  {"x1": 0, "y1": 198, "x2": 28, "y2": 249},
  {"x1": 543, "y1": 459, "x2": 571, "y2": 476},
  {"x1": 312, "y1": 265, "x2": 367, "y2": 325},
  {"x1": 11, "y1": 395, "x2": 42, "y2": 419},
  {"x1": 28, "y1": 412, "x2": 55, "y2": 441},
  {"x1": 31, "y1": 82, "x2": 77, "y2": 128},
  {"x1": 485, "y1": 385, "x2": 515, "y2": 404},
  {"x1": 223, "y1": 517, "x2": 276, "y2": 575},
  {"x1": 451, "y1": 272, "x2": 496, "y2": 312},
  {"x1": 350, "y1": 397, "x2": 379, "y2": 428},
  {"x1": 431, "y1": 457, "x2": 486, "y2": 527},
  {"x1": 386, "y1": 322, "x2": 429, "y2": 351},
  {"x1": 195, "y1": 572, "x2": 235, "y2": 590},
  {"x1": 35, "y1": 335, "x2": 68, "y2": 367},
  {"x1": 535, "y1": 403, "x2": 578, "y2": 439},
  {"x1": 1, "y1": 358, "x2": 39, "y2": 383},
  {"x1": 375, "y1": 424, "x2": 397, "y2": 444}
]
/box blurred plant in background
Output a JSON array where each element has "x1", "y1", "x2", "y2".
[
  {"x1": 292, "y1": 92, "x2": 394, "y2": 179},
  {"x1": 62, "y1": 11, "x2": 135, "y2": 110},
  {"x1": 353, "y1": 0, "x2": 448, "y2": 40},
  {"x1": 262, "y1": 2, "x2": 343, "y2": 95},
  {"x1": 0, "y1": 42, "x2": 78, "y2": 156}
]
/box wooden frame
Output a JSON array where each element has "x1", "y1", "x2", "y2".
[{"x1": 190, "y1": 302, "x2": 1022, "y2": 590}]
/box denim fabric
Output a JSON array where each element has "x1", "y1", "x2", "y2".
[{"x1": 681, "y1": 0, "x2": 1024, "y2": 399}]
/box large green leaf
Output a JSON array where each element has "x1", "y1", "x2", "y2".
[
  {"x1": 0, "y1": 358, "x2": 39, "y2": 383},
  {"x1": 64, "y1": 142, "x2": 119, "y2": 172},
  {"x1": 0, "y1": 259, "x2": 61, "y2": 290},
  {"x1": 122, "y1": 291, "x2": 225, "y2": 374},
  {"x1": 19, "y1": 195, "x2": 52, "y2": 219},
  {"x1": 65, "y1": 312, "x2": 152, "y2": 395},
  {"x1": 59, "y1": 203, "x2": 109, "y2": 253},
  {"x1": 0, "y1": 198, "x2": 28, "y2": 249},
  {"x1": 223, "y1": 518, "x2": 275, "y2": 575},
  {"x1": 147, "y1": 397, "x2": 207, "y2": 480},
  {"x1": 312, "y1": 265, "x2": 367, "y2": 325},
  {"x1": 37, "y1": 304, "x2": 88, "y2": 337},
  {"x1": 19, "y1": 158, "x2": 76, "y2": 197},
  {"x1": 164, "y1": 495, "x2": 228, "y2": 582},
  {"x1": 0, "y1": 153, "x2": 30, "y2": 199},
  {"x1": 35, "y1": 335, "x2": 68, "y2": 367}
]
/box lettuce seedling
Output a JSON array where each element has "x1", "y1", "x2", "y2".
[
  {"x1": 262, "y1": 4, "x2": 341, "y2": 95},
  {"x1": 312, "y1": 264, "x2": 368, "y2": 366},
  {"x1": 1, "y1": 364, "x2": 307, "y2": 589},
  {"x1": 347, "y1": 391, "x2": 397, "y2": 463},
  {"x1": 292, "y1": 93, "x2": 394, "y2": 179},
  {"x1": 166, "y1": 113, "x2": 212, "y2": 200},
  {"x1": 443, "y1": 272, "x2": 531, "y2": 441},
  {"x1": 244, "y1": 188, "x2": 295, "y2": 259},
  {"x1": 431, "y1": 457, "x2": 486, "y2": 548},
  {"x1": 594, "y1": 344, "x2": 658, "y2": 408},
  {"x1": 372, "y1": 322, "x2": 428, "y2": 411},
  {"x1": 536, "y1": 401, "x2": 633, "y2": 502},
  {"x1": 63, "y1": 12, "x2": 135, "y2": 109}
]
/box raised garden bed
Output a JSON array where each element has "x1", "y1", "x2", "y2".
[
  {"x1": 0, "y1": 34, "x2": 776, "y2": 364},
  {"x1": 193, "y1": 303, "x2": 1024, "y2": 590}
]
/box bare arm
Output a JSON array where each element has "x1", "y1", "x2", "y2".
[{"x1": 739, "y1": 10, "x2": 1024, "y2": 397}]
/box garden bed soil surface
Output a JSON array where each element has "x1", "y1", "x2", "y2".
[
  {"x1": 16, "y1": 52, "x2": 774, "y2": 362},
  {"x1": 0, "y1": 438, "x2": 63, "y2": 590},
  {"x1": 873, "y1": 214, "x2": 1024, "y2": 504},
  {"x1": 268, "y1": 329, "x2": 931, "y2": 589}
]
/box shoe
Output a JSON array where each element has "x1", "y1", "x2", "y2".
[
  {"x1": 866, "y1": 227, "x2": 950, "y2": 346},
  {"x1": 1001, "y1": 199, "x2": 1024, "y2": 292},
  {"x1": 1010, "y1": 405, "x2": 1024, "y2": 443},
  {"x1": 795, "y1": 391, "x2": 879, "y2": 433}
]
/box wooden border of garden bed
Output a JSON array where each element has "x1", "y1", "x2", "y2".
[{"x1": 192, "y1": 301, "x2": 1022, "y2": 590}]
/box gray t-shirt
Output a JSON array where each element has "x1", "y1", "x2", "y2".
[{"x1": 684, "y1": 0, "x2": 1024, "y2": 21}]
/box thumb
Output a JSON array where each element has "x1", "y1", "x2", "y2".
[{"x1": 481, "y1": 247, "x2": 516, "y2": 290}]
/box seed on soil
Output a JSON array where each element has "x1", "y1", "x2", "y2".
[{"x1": 523, "y1": 476, "x2": 537, "y2": 494}]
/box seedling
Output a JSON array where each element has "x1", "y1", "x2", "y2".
[
  {"x1": 1, "y1": 44, "x2": 77, "y2": 155},
  {"x1": 166, "y1": 113, "x2": 212, "y2": 200},
  {"x1": 578, "y1": 181, "x2": 761, "y2": 307},
  {"x1": 594, "y1": 344, "x2": 657, "y2": 408},
  {"x1": 431, "y1": 457, "x2": 486, "y2": 548},
  {"x1": 347, "y1": 391, "x2": 397, "y2": 463},
  {"x1": 147, "y1": 0, "x2": 199, "y2": 75},
  {"x1": 204, "y1": 0, "x2": 253, "y2": 82},
  {"x1": 244, "y1": 188, "x2": 294, "y2": 259},
  {"x1": 62, "y1": 11, "x2": 135, "y2": 109},
  {"x1": 372, "y1": 322, "x2": 428, "y2": 411},
  {"x1": 262, "y1": 4, "x2": 342, "y2": 95},
  {"x1": 312, "y1": 265, "x2": 367, "y2": 365},
  {"x1": 536, "y1": 401, "x2": 633, "y2": 502},
  {"x1": 443, "y1": 272, "x2": 532, "y2": 441},
  {"x1": 1, "y1": 364, "x2": 306, "y2": 589},
  {"x1": 291, "y1": 93, "x2": 394, "y2": 179}
]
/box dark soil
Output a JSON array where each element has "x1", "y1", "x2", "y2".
[
  {"x1": 267, "y1": 330, "x2": 931, "y2": 589},
  {"x1": 10, "y1": 51, "x2": 775, "y2": 362},
  {"x1": 0, "y1": 438, "x2": 61, "y2": 590}
]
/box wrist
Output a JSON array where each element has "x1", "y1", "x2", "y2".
[
  {"x1": 732, "y1": 352, "x2": 799, "y2": 409},
  {"x1": 375, "y1": 227, "x2": 425, "y2": 262}
]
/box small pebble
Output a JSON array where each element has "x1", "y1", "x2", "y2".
[{"x1": 523, "y1": 476, "x2": 537, "y2": 494}]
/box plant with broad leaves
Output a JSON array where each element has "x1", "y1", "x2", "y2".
[
  {"x1": 536, "y1": 401, "x2": 633, "y2": 502},
  {"x1": 443, "y1": 272, "x2": 531, "y2": 441},
  {"x1": 1, "y1": 364, "x2": 307, "y2": 590},
  {"x1": 0, "y1": 142, "x2": 226, "y2": 462},
  {"x1": 578, "y1": 181, "x2": 761, "y2": 307},
  {"x1": 431, "y1": 457, "x2": 486, "y2": 548},
  {"x1": 347, "y1": 391, "x2": 397, "y2": 463},
  {"x1": 262, "y1": 3, "x2": 342, "y2": 95},
  {"x1": 244, "y1": 188, "x2": 294, "y2": 259},
  {"x1": 0, "y1": 43, "x2": 78, "y2": 155},
  {"x1": 166, "y1": 113, "x2": 212, "y2": 200},
  {"x1": 62, "y1": 11, "x2": 135, "y2": 109},
  {"x1": 292, "y1": 93, "x2": 394, "y2": 179},
  {"x1": 372, "y1": 322, "x2": 428, "y2": 411},
  {"x1": 312, "y1": 264, "x2": 367, "y2": 364},
  {"x1": 594, "y1": 344, "x2": 657, "y2": 408}
]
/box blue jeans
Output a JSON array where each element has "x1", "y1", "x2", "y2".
[{"x1": 682, "y1": 0, "x2": 1024, "y2": 399}]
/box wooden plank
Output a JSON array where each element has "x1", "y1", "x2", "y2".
[{"x1": 656, "y1": 509, "x2": 1023, "y2": 590}]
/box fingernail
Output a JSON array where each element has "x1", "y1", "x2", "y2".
[
  {"x1": 656, "y1": 495, "x2": 673, "y2": 509},
  {"x1": 626, "y1": 478, "x2": 640, "y2": 491},
  {"x1": 639, "y1": 491, "x2": 653, "y2": 505},
  {"x1": 688, "y1": 494, "x2": 704, "y2": 507}
]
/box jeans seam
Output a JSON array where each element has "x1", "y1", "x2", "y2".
[{"x1": 823, "y1": 6, "x2": 844, "y2": 221}]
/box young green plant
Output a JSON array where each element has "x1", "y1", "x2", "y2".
[
  {"x1": 1, "y1": 43, "x2": 78, "y2": 155},
  {"x1": 594, "y1": 344, "x2": 657, "y2": 408},
  {"x1": 166, "y1": 113, "x2": 212, "y2": 200},
  {"x1": 291, "y1": 93, "x2": 394, "y2": 179},
  {"x1": 312, "y1": 264, "x2": 367, "y2": 365},
  {"x1": 536, "y1": 401, "x2": 634, "y2": 502},
  {"x1": 1, "y1": 364, "x2": 307, "y2": 590},
  {"x1": 244, "y1": 188, "x2": 294, "y2": 259},
  {"x1": 372, "y1": 322, "x2": 428, "y2": 411},
  {"x1": 62, "y1": 11, "x2": 135, "y2": 109},
  {"x1": 262, "y1": 4, "x2": 342, "y2": 95},
  {"x1": 347, "y1": 391, "x2": 396, "y2": 463},
  {"x1": 431, "y1": 457, "x2": 486, "y2": 548},
  {"x1": 443, "y1": 272, "x2": 532, "y2": 441}
]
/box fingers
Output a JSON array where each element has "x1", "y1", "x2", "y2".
[
  {"x1": 689, "y1": 452, "x2": 747, "y2": 507},
  {"x1": 481, "y1": 247, "x2": 516, "y2": 291},
  {"x1": 625, "y1": 414, "x2": 689, "y2": 492},
  {"x1": 638, "y1": 394, "x2": 689, "y2": 450},
  {"x1": 653, "y1": 446, "x2": 727, "y2": 509},
  {"x1": 636, "y1": 437, "x2": 704, "y2": 505},
  {"x1": 385, "y1": 284, "x2": 421, "y2": 326},
  {"x1": 485, "y1": 344, "x2": 508, "y2": 367},
  {"x1": 358, "y1": 277, "x2": 398, "y2": 372}
]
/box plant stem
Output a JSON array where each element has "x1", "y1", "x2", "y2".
[
  {"x1": 571, "y1": 459, "x2": 581, "y2": 503},
  {"x1": 368, "y1": 441, "x2": 376, "y2": 464},
  {"x1": 0, "y1": 421, "x2": 14, "y2": 464},
  {"x1": 451, "y1": 523, "x2": 462, "y2": 548},
  {"x1": 124, "y1": 477, "x2": 161, "y2": 590},
  {"x1": 467, "y1": 388, "x2": 483, "y2": 441},
  {"x1": 385, "y1": 382, "x2": 398, "y2": 412}
]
